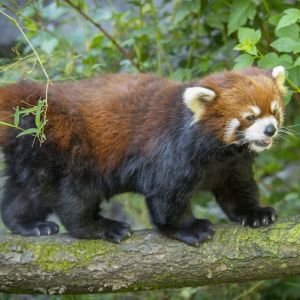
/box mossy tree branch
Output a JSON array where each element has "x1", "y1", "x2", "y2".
[{"x1": 0, "y1": 216, "x2": 300, "y2": 295}]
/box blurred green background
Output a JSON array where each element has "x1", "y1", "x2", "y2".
[{"x1": 0, "y1": 0, "x2": 300, "y2": 299}]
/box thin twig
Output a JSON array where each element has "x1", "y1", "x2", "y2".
[
  {"x1": 0, "y1": 10, "x2": 51, "y2": 84},
  {"x1": 0, "y1": 8, "x2": 51, "y2": 143},
  {"x1": 0, "y1": 53, "x2": 35, "y2": 72},
  {"x1": 232, "y1": 281, "x2": 264, "y2": 300},
  {"x1": 63, "y1": 0, "x2": 142, "y2": 72}
]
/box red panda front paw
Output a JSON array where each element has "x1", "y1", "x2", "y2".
[
  {"x1": 163, "y1": 219, "x2": 215, "y2": 246},
  {"x1": 238, "y1": 207, "x2": 277, "y2": 228}
]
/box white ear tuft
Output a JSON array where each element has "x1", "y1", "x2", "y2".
[
  {"x1": 183, "y1": 87, "x2": 216, "y2": 123},
  {"x1": 272, "y1": 65, "x2": 285, "y2": 79},
  {"x1": 271, "y1": 65, "x2": 286, "y2": 95},
  {"x1": 183, "y1": 87, "x2": 216, "y2": 104}
]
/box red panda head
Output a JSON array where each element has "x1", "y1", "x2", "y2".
[{"x1": 183, "y1": 66, "x2": 286, "y2": 152}]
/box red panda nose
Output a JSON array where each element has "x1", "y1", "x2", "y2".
[{"x1": 264, "y1": 124, "x2": 276, "y2": 137}]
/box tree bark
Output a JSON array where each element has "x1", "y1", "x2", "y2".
[{"x1": 0, "y1": 216, "x2": 300, "y2": 294}]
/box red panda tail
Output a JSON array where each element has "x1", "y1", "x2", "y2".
[{"x1": 0, "y1": 80, "x2": 45, "y2": 144}]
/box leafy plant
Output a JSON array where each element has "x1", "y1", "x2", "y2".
[
  {"x1": 0, "y1": 8, "x2": 49, "y2": 143},
  {"x1": 233, "y1": 7, "x2": 300, "y2": 104}
]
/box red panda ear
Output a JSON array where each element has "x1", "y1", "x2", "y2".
[
  {"x1": 183, "y1": 87, "x2": 216, "y2": 104},
  {"x1": 271, "y1": 65, "x2": 287, "y2": 95},
  {"x1": 183, "y1": 87, "x2": 216, "y2": 123}
]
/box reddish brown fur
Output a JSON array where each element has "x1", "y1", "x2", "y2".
[
  {"x1": 199, "y1": 69, "x2": 284, "y2": 141},
  {"x1": 0, "y1": 74, "x2": 182, "y2": 172},
  {"x1": 0, "y1": 81, "x2": 44, "y2": 143},
  {"x1": 0, "y1": 68, "x2": 284, "y2": 172}
]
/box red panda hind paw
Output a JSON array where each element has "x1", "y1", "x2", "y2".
[
  {"x1": 101, "y1": 219, "x2": 132, "y2": 243},
  {"x1": 169, "y1": 219, "x2": 215, "y2": 247},
  {"x1": 13, "y1": 221, "x2": 59, "y2": 237}
]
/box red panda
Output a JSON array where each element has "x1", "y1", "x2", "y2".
[{"x1": 0, "y1": 66, "x2": 286, "y2": 245}]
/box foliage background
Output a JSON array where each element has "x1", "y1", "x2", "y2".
[{"x1": 0, "y1": 0, "x2": 300, "y2": 299}]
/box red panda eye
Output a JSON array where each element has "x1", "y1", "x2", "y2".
[{"x1": 246, "y1": 115, "x2": 256, "y2": 121}]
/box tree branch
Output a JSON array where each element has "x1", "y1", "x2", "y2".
[
  {"x1": 0, "y1": 216, "x2": 300, "y2": 295},
  {"x1": 63, "y1": 0, "x2": 142, "y2": 72}
]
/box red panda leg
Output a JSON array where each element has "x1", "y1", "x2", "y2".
[
  {"x1": 61, "y1": 215, "x2": 132, "y2": 243},
  {"x1": 55, "y1": 178, "x2": 132, "y2": 243},
  {"x1": 213, "y1": 159, "x2": 277, "y2": 228},
  {"x1": 1, "y1": 177, "x2": 59, "y2": 236},
  {"x1": 146, "y1": 196, "x2": 214, "y2": 246}
]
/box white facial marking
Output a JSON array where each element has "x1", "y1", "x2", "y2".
[
  {"x1": 271, "y1": 100, "x2": 284, "y2": 124},
  {"x1": 183, "y1": 87, "x2": 216, "y2": 103},
  {"x1": 271, "y1": 100, "x2": 278, "y2": 113},
  {"x1": 249, "y1": 143, "x2": 268, "y2": 153},
  {"x1": 241, "y1": 111, "x2": 254, "y2": 119},
  {"x1": 245, "y1": 116, "x2": 277, "y2": 140},
  {"x1": 250, "y1": 105, "x2": 261, "y2": 116},
  {"x1": 278, "y1": 107, "x2": 284, "y2": 124},
  {"x1": 272, "y1": 66, "x2": 285, "y2": 78},
  {"x1": 225, "y1": 118, "x2": 240, "y2": 141}
]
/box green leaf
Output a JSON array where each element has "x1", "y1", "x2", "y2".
[
  {"x1": 41, "y1": 37, "x2": 59, "y2": 55},
  {"x1": 141, "y1": 3, "x2": 152, "y2": 14},
  {"x1": 127, "y1": 0, "x2": 143, "y2": 6},
  {"x1": 35, "y1": 100, "x2": 43, "y2": 130},
  {"x1": 275, "y1": 24, "x2": 299, "y2": 40},
  {"x1": 89, "y1": 35, "x2": 104, "y2": 49},
  {"x1": 277, "y1": 54, "x2": 293, "y2": 69},
  {"x1": 64, "y1": 60, "x2": 75, "y2": 76},
  {"x1": 276, "y1": 8, "x2": 300, "y2": 30},
  {"x1": 234, "y1": 54, "x2": 254, "y2": 70},
  {"x1": 70, "y1": 0, "x2": 88, "y2": 11},
  {"x1": 133, "y1": 25, "x2": 156, "y2": 38},
  {"x1": 288, "y1": 66, "x2": 300, "y2": 88},
  {"x1": 0, "y1": 121, "x2": 16, "y2": 128},
  {"x1": 234, "y1": 27, "x2": 261, "y2": 55},
  {"x1": 268, "y1": 14, "x2": 281, "y2": 26},
  {"x1": 237, "y1": 27, "x2": 261, "y2": 44},
  {"x1": 14, "y1": 107, "x2": 20, "y2": 127},
  {"x1": 283, "y1": 90, "x2": 293, "y2": 105},
  {"x1": 23, "y1": 17, "x2": 38, "y2": 31},
  {"x1": 19, "y1": 107, "x2": 37, "y2": 115},
  {"x1": 206, "y1": 13, "x2": 225, "y2": 30},
  {"x1": 174, "y1": 2, "x2": 200, "y2": 24},
  {"x1": 271, "y1": 37, "x2": 300, "y2": 53},
  {"x1": 294, "y1": 57, "x2": 300, "y2": 66},
  {"x1": 16, "y1": 128, "x2": 38, "y2": 138},
  {"x1": 276, "y1": 11, "x2": 300, "y2": 31},
  {"x1": 170, "y1": 68, "x2": 192, "y2": 81},
  {"x1": 257, "y1": 53, "x2": 293, "y2": 70},
  {"x1": 93, "y1": 8, "x2": 113, "y2": 22},
  {"x1": 31, "y1": 31, "x2": 59, "y2": 55},
  {"x1": 41, "y1": 2, "x2": 66, "y2": 21},
  {"x1": 228, "y1": 0, "x2": 257, "y2": 35}
]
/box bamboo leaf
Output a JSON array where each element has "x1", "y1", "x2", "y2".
[
  {"x1": 14, "y1": 107, "x2": 20, "y2": 127},
  {"x1": 19, "y1": 107, "x2": 37, "y2": 115},
  {"x1": 16, "y1": 128, "x2": 38, "y2": 138},
  {"x1": 0, "y1": 121, "x2": 17, "y2": 128},
  {"x1": 35, "y1": 100, "x2": 42, "y2": 130}
]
